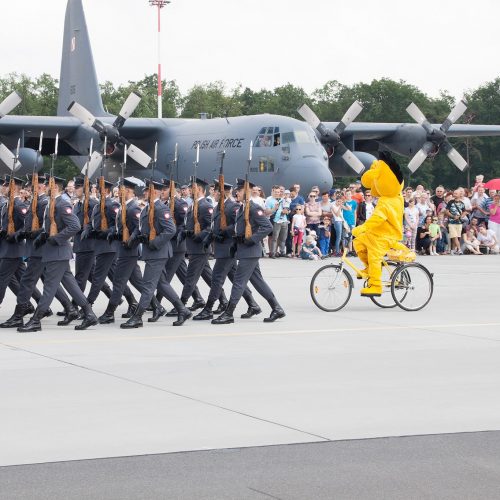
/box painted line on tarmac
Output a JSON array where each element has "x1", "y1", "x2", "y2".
[{"x1": 2, "y1": 321, "x2": 500, "y2": 346}]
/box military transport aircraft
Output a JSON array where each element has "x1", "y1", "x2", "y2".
[{"x1": 2, "y1": 0, "x2": 500, "y2": 192}]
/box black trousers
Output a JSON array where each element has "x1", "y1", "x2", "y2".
[
  {"x1": 229, "y1": 259, "x2": 275, "y2": 305},
  {"x1": 110, "y1": 257, "x2": 145, "y2": 306},
  {"x1": 138, "y1": 259, "x2": 167, "y2": 309}
]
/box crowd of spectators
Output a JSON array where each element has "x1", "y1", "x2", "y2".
[{"x1": 252, "y1": 173, "x2": 500, "y2": 260}]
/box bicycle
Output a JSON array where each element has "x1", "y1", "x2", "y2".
[{"x1": 310, "y1": 248, "x2": 433, "y2": 312}]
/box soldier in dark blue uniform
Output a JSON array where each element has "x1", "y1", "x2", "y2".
[
  {"x1": 86, "y1": 180, "x2": 137, "y2": 311},
  {"x1": 193, "y1": 179, "x2": 261, "y2": 321},
  {"x1": 99, "y1": 178, "x2": 151, "y2": 324},
  {"x1": 212, "y1": 178, "x2": 285, "y2": 325},
  {"x1": 18, "y1": 176, "x2": 98, "y2": 332},
  {"x1": 121, "y1": 179, "x2": 178, "y2": 329},
  {"x1": 0, "y1": 175, "x2": 75, "y2": 328}
]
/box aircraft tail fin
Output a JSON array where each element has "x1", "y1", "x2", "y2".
[{"x1": 57, "y1": 0, "x2": 107, "y2": 117}]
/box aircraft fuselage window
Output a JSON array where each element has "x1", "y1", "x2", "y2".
[
  {"x1": 250, "y1": 156, "x2": 275, "y2": 172},
  {"x1": 255, "y1": 126, "x2": 280, "y2": 147}
]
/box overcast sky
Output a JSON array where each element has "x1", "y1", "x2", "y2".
[{"x1": 1, "y1": 0, "x2": 499, "y2": 100}]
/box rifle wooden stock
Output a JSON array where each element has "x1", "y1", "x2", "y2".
[
  {"x1": 83, "y1": 176, "x2": 90, "y2": 226},
  {"x1": 148, "y1": 182, "x2": 156, "y2": 241},
  {"x1": 7, "y1": 178, "x2": 15, "y2": 235},
  {"x1": 49, "y1": 177, "x2": 58, "y2": 237},
  {"x1": 244, "y1": 179, "x2": 252, "y2": 239},
  {"x1": 169, "y1": 179, "x2": 176, "y2": 226},
  {"x1": 31, "y1": 173, "x2": 40, "y2": 231},
  {"x1": 120, "y1": 184, "x2": 129, "y2": 242},
  {"x1": 99, "y1": 176, "x2": 108, "y2": 230},
  {"x1": 219, "y1": 173, "x2": 227, "y2": 230},
  {"x1": 192, "y1": 181, "x2": 201, "y2": 235}
]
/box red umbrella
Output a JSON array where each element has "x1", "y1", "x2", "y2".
[{"x1": 484, "y1": 178, "x2": 500, "y2": 190}]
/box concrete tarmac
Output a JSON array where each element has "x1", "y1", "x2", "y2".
[{"x1": 1, "y1": 255, "x2": 499, "y2": 496}]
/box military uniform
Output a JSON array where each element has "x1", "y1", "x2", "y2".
[
  {"x1": 19, "y1": 182, "x2": 98, "y2": 332},
  {"x1": 212, "y1": 180, "x2": 285, "y2": 325},
  {"x1": 122, "y1": 180, "x2": 187, "y2": 328},
  {"x1": 194, "y1": 186, "x2": 260, "y2": 321}
]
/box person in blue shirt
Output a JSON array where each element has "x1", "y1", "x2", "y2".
[{"x1": 342, "y1": 189, "x2": 358, "y2": 256}]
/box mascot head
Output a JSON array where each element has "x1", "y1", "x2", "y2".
[{"x1": 361, "y1": 151, "x2": 404, "y2": 197}]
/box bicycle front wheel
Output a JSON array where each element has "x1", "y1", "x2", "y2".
[
  {"x1": 391, "y1": 263, "x2": 434, "y2": 311},
  {"x1": 310, "y1": 264, "x2": 353, "y2": 312}
]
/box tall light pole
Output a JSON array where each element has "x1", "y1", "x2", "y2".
[{"x1": 149, "y1": 0, "x2": 170, "y2": 119}]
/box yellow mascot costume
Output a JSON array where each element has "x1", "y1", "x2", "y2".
[{"x1": 351, "y1": 151, "x2": 413, "y2": 297}]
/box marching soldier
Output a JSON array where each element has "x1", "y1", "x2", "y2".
[
  {"x1": 121, "y1": 179, "x2": 177, "y2": 328},
  {"x1": 98, "y1": 178, "x2": 152, "y2": 324},
  {"x1": 212, "y1": 178, "x2": 285, "y2": 325},
  {"x1": 0, "y1": 174, "x2": 75, "y2": 328},
  {"x1": 19, "y1": 176, "x2": 98, "y2": 332},
  {"x1": 193, "y1": 179, "x2": 261, "y2": 321},
  {"x1": 85, "y1": 179, "x2": 137, "y2": 311}
]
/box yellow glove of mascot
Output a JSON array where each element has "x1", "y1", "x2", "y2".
[{"x1": 351, "y1": 151, "x2": 413, "y2": 297}]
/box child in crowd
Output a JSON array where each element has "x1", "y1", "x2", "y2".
[
  {"x1": 300, "y1": 234, "x2": 322, "y2": 260},
  {"x1": 317, "y1": 216, "x2": 331, "y2": 256},
  {"x1": 428, "y1": 216, "x2": 442, "y2": 255},
  {"x1": 290, "y1": 205, "x2": 306, "y2": 257},
  {"x1": 436, "y1": 213, "x2": 449, "y2": 254},
  {"x1": 463, "y1": 229, "x2": 482, "y2": 255}
]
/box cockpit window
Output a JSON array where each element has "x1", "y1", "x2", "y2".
[
  {"x1": 255, "y1": 126, "x2": 280, "y2": 147},
  {"x1": 280, "y1": 130, "x2": 318, "y2": 144}
]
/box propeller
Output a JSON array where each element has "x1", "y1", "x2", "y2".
[
  {"x1": 67, "y1": 91, "x2": 151, "y2": 169},
  {"x1": 0, "y1": 91, "x2": 22, "y2": 118},
  {"x1": 297, "y1": 102, "x2": 365, "y2": 174},
  {"x1": 0, "y1": 142, "x2": 22, "y2": 171},
  {"x1": 405, "y1": 99, "x2": 468, "y2": 172}
]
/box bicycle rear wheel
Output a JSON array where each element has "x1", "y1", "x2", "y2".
[
  {"x1": 370, "y1": 261, "x2": 398, "y2": 308},
  {"x1": 310, "y1": 264, "x2": 353, "y2": 312},
  {"x1": 391, "y1": 263, "x2": 433, "y2": 311}
]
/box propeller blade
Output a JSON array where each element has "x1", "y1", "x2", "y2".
[
  {"x1": 0, "y1": 91, "x2": 22, "y2": 118},
  {"x1": 335, "y1": 101, "x2": 363, "y2": 135},
  {"x1": 127, "y1": 144, "x2": 151, "y2": 168},
  {"x1": 406, "y1": 102, "x2": 428, "y2": 125},
  {"x1": 297, "y1": 104, "x2": 321, "y2": 129},
  {"x1": 67, "y1": 101, "x2": 97, "y2": 128},
  {"x1": 0, "y1": 143, "x2": 22, "y2": 171},
  {"x1": 335, "y1": 142, "x2": 365, "y2": 174},
  {"x1": 113, "y1": 92, "x2": 142, "y2": 128},
  {"x1": 87, "y1": 151, "x2": 103, "y2": 178},
  {"x1": 407, "y1": 141, "x2": 436, "y2": 173},
  {"x1": 441, "y1": 141, "x2": 468, "y2": 171},
  {"x1": 441, "y1": 98, "x2": 468, "y2": 133}
]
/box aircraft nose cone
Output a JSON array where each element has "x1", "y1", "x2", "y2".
[{"x1": 286, "y1": 158, "x2": 333, "y2": 193}]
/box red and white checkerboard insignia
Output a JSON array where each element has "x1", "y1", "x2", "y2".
[
  {"x1": 66, "y1": 207, "x2": 72, "y2": 214},
  {"x1": 208, "y1": 208, "x2": 213, "y2": 214},
  {"x1": 257, "y1": 210, "x2": 263, "y2": 216},
  {"x1": 165, "y1": 212, "x2": 170, "y2": 219},
  {"x1": 21, "y1": 208, "x2": 27, "y2": 214}
]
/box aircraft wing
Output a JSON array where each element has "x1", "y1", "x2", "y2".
[
  {"x1": 0, "y1": 116, "x2": 81, "y2": 139},
  {"x1": 323, "y1": 122, "x2": 500, "y2": 140}
]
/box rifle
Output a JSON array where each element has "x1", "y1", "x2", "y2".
[
  {"x1": 218, "y1": 150, "x2": 227, "y2": 230},
  {"x1": 83, "y1": 138, "x2": 92, "y2": 226},
  {"x1": 31, "y1": 132, "x2": 43, "y2": 232},
  {"x1": 99, "y1": 136, "x2": 108, "y2": 231},
  {"x1": 192, "y1": 143, "x2": 201, "y2": 235},
  {"x1": 244, "y1": 141, "x2": 253, "y2": 239},
  {"x1": 120, "y1": 144, "x2": 129, "y2": 242},
  {"x1": 49, "y1": 134, "x2": 58, "y2": 237},
  {"x1": 148, "y1": 142, "x2": 158, "y2": 241},
  {"x1": 7, "y1": 139, "x2": 20, "y2": 235},
  {"x1": 169, "y1": 143, "x2": 178, "y2": 225}
]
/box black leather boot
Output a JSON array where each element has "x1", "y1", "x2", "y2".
[
  {"x1": 75, "y1": 304, "x2": 98, "y2": 330},
  {"x1": 43, "y1": 308, "x2": 53, "y2": 318},
  {"x1": 148, "y1": 297, "x2": 166, "y2": 323},
  {"x1": 211, "y1": 302, "x2": 237, "y2": 325},
  {"x1": 167, "y1": 297, "x2": 186, "y2": 317},
  {"x1": 25, "y1": 302, "x2": 35, "y2": 315},
  {"x1": 121, "y1": 301, "x2": 138, "y2": 319},
  {"x1": 173, "y1": 302, "x2": 192, "y2": 326},
  {"x1": 18, "y1": 307, "x2": 45, "y2": 333},
  {"x1": 241, "y1": 296, "x2": 262, "y2": 319},
  {"x1": 263, "y1": 297, "x2": 286, "y2": 323},
  {"x1": 213, "y1": 295, "x2": 229, "y2": 315},
  {"x1": 189, "y1": 298, "x2": 206, "y2": 312},
  {"x1": 193, "y1": 300, "x2": 215, "y2": 321},
  {"x1": 99, "y1": 303, "x2": 118, "y2": 324},
  {"x1": 0, "y1": 304, "x2": 29, "y2": 328},
  {"x1": 57, "y1": 305, "x2": 80, "y2": 326},
  {"x1": 121, "y1": 306, "x2": 145, "y2": 329}
]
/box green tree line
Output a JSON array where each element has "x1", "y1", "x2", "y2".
[{"x1": 2, "y1": 72, "x2": 500, "y2": 188}]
